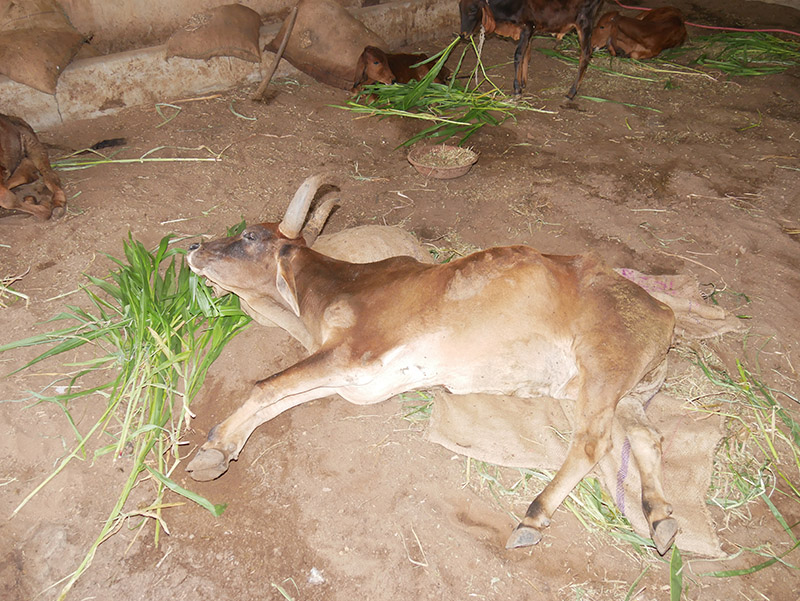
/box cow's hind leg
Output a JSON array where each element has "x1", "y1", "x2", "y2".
[
  {"x1": 506, "y1": 375, "x2": 619, "y2": 548},
  {"x1": 614, "y1": 364, "x2": 677, "y2": 555}
]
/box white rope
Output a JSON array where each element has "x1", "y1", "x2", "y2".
[{"x1": 475, "y1": 25, "x2": 486, "y2": 87}]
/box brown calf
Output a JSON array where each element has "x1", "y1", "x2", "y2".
[
  {"x1": 0, "y1": 114, "x2": 66, "y2": 220},
  {"x1": 353, "y1": 46, "x2": 449, "y2": 91},
  {"x1": 592, "y1": 7, "x2": 687, "y2": 60},
  {"x1": 185, "y1": 175, "x2": 679, "y2": 554}
]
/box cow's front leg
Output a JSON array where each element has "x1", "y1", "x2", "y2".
[
  {"x1": 186, "y1": 350, "x2": 369, "y2": 481},
  {"x1": 186, "y1": 384, "x2": 315, "y2": 481}
]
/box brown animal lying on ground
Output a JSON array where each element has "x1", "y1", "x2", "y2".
[
  {"x1": 185, "y1": 174, "x2": 680, "y2": 554},
  {"x1": 352, "y1": 46, "x2": 449, "y2": 91},
  {"x1": 0, "y1": 113, "x2": 67, "y2": 220},
  {"x1": 591, "y1": 7, "x2": 687, "y2": 59}
]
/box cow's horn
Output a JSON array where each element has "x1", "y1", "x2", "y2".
[
  {"x1": 279, "y1": 174, "x2": 325, "y2": 239},
  {"x1": 302, "y1": 192, "x2": 340, "y2": 246}
]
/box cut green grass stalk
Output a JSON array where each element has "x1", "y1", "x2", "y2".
[
  {"x1": 53, "y1": 145, "x2": 227, "y2": 171},
  {"x1": 1, "y1": 233, "x2": 250, "y2": 600},
  {"x1": 670, "y1": 546, "x2": 684, "y2": 601}
]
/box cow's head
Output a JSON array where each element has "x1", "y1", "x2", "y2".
[
  {"x1": 354, "y1": 46, "x2": 397, "y2": 89},
  {"x1": 187, "y1": 174, "x2": 336, "y2": 316}
]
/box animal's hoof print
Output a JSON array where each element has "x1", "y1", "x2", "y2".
[
  {"x1": 505, "y1": 524, "x2": 543, "y2": 549},
  {"x1": 652, "y1": 517, "x2": 679, "y2": 555},
  {"x1": 186, "y1": 448, "x2": 230, "y2": 481}
]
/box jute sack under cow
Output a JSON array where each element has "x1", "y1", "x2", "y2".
[
  {"x1": 428, "y1": 271, "x2": 741, "y2": 557},
  {"x1": 265, "y1": 0, "x2": 387, "y2": 90}
]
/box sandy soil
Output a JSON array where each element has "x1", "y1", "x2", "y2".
[{"x1": 1, "y1": 1, "x2": 799, "y2": 599}]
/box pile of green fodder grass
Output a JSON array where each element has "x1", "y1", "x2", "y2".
[
  {"x1": 689, "y1": 32, "x2": 800, "y2": 76},
  {"x1": 0, "y1": 231, "x2": 251, "y2": 600},
  {"x1": 338, "y1": 36, "x2": 555, "y2": 147},
  {"x1": 544, "y1": 30, "x2": 800, "y2": 86}
]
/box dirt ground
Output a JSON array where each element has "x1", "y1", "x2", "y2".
[{"x1": 2, "y1": 1, "x2": 799, "y2": 599}]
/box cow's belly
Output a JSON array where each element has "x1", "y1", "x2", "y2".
[{"x1": 336, "y1": 333, "x2": 580, "y2": 404}]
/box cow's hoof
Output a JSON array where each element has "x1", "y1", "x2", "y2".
[
  {"x1": 186, "y1": 448, "x2": 229, "y2": 481},
  {"x1": 51, "y1": 205, "x2": 66, "y2": 220},
  {"x1": 652, "y1": 517, "x2": 679, "y2": 555},
  {"x1": 505, "y1": 524, "x2": 542, "y2": 549}
]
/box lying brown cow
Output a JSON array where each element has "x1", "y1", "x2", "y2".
[
  {"x1": 591, "y1": 7, "x2": 687, "y2": 60},
  {"x1": 185, "y1": 175, "x2": 678, "y2": 554},
  {"x1": 352, "y1": 46, "x2": 449, "y2": 91},
  {"x1": 0, "y1": 114, "x2": 66, "y2": 220}
]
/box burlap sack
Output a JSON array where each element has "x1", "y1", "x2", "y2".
[
  {"x1": 265, "y1": 0, "x2": 387, "y2": 90},
  {"x1": 428, "y1": 390, "x2": 724, "y2": 557},
  {"x1": 0, "y1": 0, "x2": 85, "y2": 94},
  {"x1": 166, "y1": 4, "x2": 262, "y2": 63}
]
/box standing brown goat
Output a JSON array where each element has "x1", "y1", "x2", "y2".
[{"x1": 459, "y1": 0, "x2": 605, "y2": 98}]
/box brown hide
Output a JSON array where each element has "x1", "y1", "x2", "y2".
[
  {"x1": 592, "y1": 7, "x2": 687, "y2": 59},
  {"x1": 0, "y1": 114, "x2": 66, "y2": 220},
  {"x1": 185, "y1": 177, "x2": 679, "y2": 555}
]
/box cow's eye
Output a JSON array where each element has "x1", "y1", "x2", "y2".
[{"x1": 243, "y1": 230, "x2": 257, "y2": 241}]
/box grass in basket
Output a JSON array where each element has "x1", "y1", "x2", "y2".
[
  {"x1": 0, "y1": 230, "x2": 251, "y2": 600},
  {"x1": 335, "y1": 36, "x2": 554, "y2": 147}
]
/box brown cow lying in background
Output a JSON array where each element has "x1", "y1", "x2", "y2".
[
  {"x1": 352, "y1": 46, "x2": 450, "y2": 91},
  {"x1": 592, "y1": 7, "x2": 687, "y2": 60},
  {"x1": 0, "y1": 113, "x2": 66, "y2": 220},
  {"x1": 185, "y1": 174, "x2": 679, "y2": 555}
]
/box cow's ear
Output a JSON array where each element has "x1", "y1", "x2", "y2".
[
  {"x1": 276, "y1": 250, "x2": 301, "y2": 317},
  {"x1": 481, "y1": 5, "x2": 496, "y2": 34}
]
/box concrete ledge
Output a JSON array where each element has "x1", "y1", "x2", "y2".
[{"x1": 0, "y1": 0, "x2": 454, "y2": 130}]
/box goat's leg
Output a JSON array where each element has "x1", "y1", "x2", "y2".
[
  {"x1": 521, "y1": 42, "x2": 532, "y2": 91},
  {"x1": 187, "y1": 351, "x2": 380, "y2": 481},
  {"x1": 566, "y1": 17, "x2": 596, "y2": 99},
  {"x1": 512, "y1": 25, "x2": 533, "y2": 95},
  {"x1": 506, "y1": 376, "x2": 618, "y2": 548}
]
